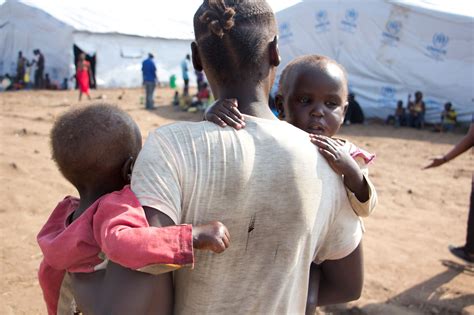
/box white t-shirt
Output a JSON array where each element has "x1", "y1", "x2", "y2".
[{"x1": 131, "y1": 115, "x2": 362, "y2": 314}]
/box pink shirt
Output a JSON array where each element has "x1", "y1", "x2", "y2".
[{"x1": 37, "y1": 186, "x2": 193, "y2": 315}]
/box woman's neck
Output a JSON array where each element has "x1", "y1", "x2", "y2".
[{"x1": 214, "y1": 83, "x2": 277, "y2": 120}]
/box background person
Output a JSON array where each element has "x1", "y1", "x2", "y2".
[
  {"x1": 16, "y1": 51, "x2": 27, "y2": 85},
  {"x1": 142, "y1": 53, "x2": 158, "y2": 109},
  {"x1": 33, "y1": 49, "x2": 45, "y2": 89},
  {"x1": 344, "y1": 92, "x2": 365, "y2": 124},
  {"x1": 76, "y1": 53, "x2": 94, "y2": 101},
  {"x1": 181, "y1": 54, "x2": 190, "y2": 96},
  {"x1": 424, "y1": 118, "x2": 474, "y2": 263}
]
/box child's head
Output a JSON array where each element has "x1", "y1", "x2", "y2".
[
  {"x1": 397, "y1": 100, "x2": 403, "y2": 108},
  {"x1": 444, "y1": 102, "x2": 452, "y2": 110},
  {"x1": 415, "y1": 91, "x2": 423, "y2": 101},
  {"x1": 276, "y1": 55, "x2": 348, "y2": 137},
  {"x1": 51, "y1": 104, "x2": 142, "y2": 192}
]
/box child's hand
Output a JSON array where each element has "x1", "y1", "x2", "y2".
[
  {"x1": 310, "y1": 134, "x2": 369, "y2": 203},
  {"x1": 309, "y1": 135, "x2": 359, "y2": 177},
  {"x1": 192, "y1": 221, "x2": 230, "y2": 253},
  {"x1": 204, "y1": 98, "x2": 245, "y2": 130}
]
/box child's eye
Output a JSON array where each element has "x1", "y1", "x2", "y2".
[
  {"x1": 324, "y1": 101, "x2": 339, "y2": 108},
  {"x1": 298, "y1": 96, "x2": 310, "y2": 104}
]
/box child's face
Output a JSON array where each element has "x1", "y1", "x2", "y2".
[{"x1": 279, "y1": 64, "x2": 348, "y2": 136}]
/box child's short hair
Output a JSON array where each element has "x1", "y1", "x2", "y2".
[
  {"x1": 194, "y1": 0, "x2": 277, "y2": 84},
  {"x1": 278, "y1": 55, "x2": 348, "y2": 98},
  {"x1": 50, "y1": 104, "x2": 141, "y2": 187}
]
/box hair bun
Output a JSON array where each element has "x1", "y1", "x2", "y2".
[{"x1": 199, "y1": 2, "x2": 236, "y2": 38}]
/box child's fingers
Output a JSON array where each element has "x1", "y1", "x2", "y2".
[
  {"x1": 218, "y1": 110, "x2": 244, "y2": 129},
  {"x1": 318, "y1": 148, "x2": 336, "y2": 161},
  {"x1": 223, "y1": 100, "x2": 244, "y2": 120},
  {"x1": 222, "y1": 234, "x2": 230, "y2": 248},
  {"x1": 224, "y1": 227, "x2": 231, "y2": 242},
  {"x1": 311, "y1": 138, "x2": 337, "y2": 154},
  {"x1": 207, "y1": 113, "x2": 227, "y2": 128}
]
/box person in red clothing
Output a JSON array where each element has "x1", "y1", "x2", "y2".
[
  {"x1": 37, "y1": 104, "x2": 230, "y2": 315},
  {"x1": 76, "y1": 53, "x2": 94, "y2": 101}
]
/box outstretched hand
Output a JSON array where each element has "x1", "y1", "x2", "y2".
[
  {"x1": 204, "y1": 98, "x2": 246, "y2": 130},
  {"x1": 423, "y1": 156, "x2": 446, "y2": 169},
  {"x1": 192, "y1": 221, "x2": 230, "y2": 254}
]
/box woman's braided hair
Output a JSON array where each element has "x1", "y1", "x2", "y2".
[{"x1": 194, "y1": 0, "x2": 276, "y2": 83}]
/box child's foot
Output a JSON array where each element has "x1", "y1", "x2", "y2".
[{"x1": 449, "y1": 245, "x2": 474, "y2": 263}]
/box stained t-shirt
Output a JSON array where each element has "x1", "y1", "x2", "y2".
[{"x1": 132, "y1": 115, "x2": 362, "y2": 314}]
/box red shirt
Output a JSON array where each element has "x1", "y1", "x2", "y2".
[{"x1": 37, "y1": 186, "x2": 193, "y2": 314}]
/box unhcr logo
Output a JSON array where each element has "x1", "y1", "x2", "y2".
[
  {"x1": 279, "y1": 22, "x2": 294, "y2": 44},
  {"x1": 382, "y1": 20, "x2": 401, "y2": 42},
  {"x1": 378, "y1": 86, "x2": 397, "y2": 107},
  {"x1": 340, "y1": 9, "x2": 358, "y2": 33},
  {"x1": 314, "y1": 10, "x2": 330, "y2": 33},
  {"x1": 426, "y1": 32, "x2": 449, "y2": 60}
]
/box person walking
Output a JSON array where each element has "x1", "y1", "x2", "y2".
[{"x1": 142, "y1": 53, "x2": 157, "y2": 110}]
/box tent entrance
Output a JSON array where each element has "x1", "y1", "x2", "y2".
[{"x1": 73, "y1": 45, "x2": 96, "y2": 89}]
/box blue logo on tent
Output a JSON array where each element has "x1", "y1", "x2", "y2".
[
  {"x1": 315, "y1": 10, "x2": 330, "y2": 32},
  {"x1": 340, "y1": 9, "x2": 358, "y2": 33},
  {"x1": 432, "y1": 33, "x2": 449, "y2": 49},
  {"x1": 426, "y1": 32, "x2": 449, "y2": 60},
  {"x1": 381, "y1": 86, "x2": 396, "y2": 99},
  {"x1": 379, "y1": 86, "x2": 397, "y2": 107},
  {"x1": 279, "y1": 22, "x2": 294, "y2": 44},
  {"x1": 382, "y1": 20, "x2": 402, "y2": 45}
]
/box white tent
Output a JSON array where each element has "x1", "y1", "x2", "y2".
[
  {"x1": 0, "y1": 0, "x2": 194, "y2": 88},
  {"x1": 276, "y1": 0, "x2": 474, "y2": 122}
]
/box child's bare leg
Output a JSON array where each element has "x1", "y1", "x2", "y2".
[{"x1": 78, "y1": 92, "x2": 82, "y2": 101}]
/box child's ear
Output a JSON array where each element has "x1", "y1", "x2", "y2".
[
  {"x1": 269, "y1": 36, "x2": 281, "y2": 67},
  {"x1": 275, "y1": 94, "x2": 285, "y2": 119},
  {"x1": 121, "y1": 157, "x2": 135, "y2": 183},
  {"x1": 191, "y1": 42, "x2": 203, "y2": 71}
]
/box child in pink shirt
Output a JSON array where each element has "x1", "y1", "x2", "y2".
[{"x1": 38, "y1": 104, "x2": 230, "y2": 314}]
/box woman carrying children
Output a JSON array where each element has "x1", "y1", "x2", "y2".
[{"x1": 126, "y1": 0, "x2": 364, "y2": 314}]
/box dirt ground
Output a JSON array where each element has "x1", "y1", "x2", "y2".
[{"x1": 1, "y1": 88, "x2": 473, "y2": 315}]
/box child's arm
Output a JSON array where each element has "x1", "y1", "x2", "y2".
[
  {"x1": 310, "y1": 135, "x2": 370, "y2": 204},
  {"x1": 94, "y1": 197, "x2": 230, "y2": 273},
  {"x1": 204, "y1": 98, "x2": 246, "y2": 129},
  {"x1": 345, "y1": 160, "x2": 377, "y2": 217}
]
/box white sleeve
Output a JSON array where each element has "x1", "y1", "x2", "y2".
[
  {"x1": 131, "y1": 129, "x2": 182, "y2": 224},
  {"x1": 345, "y1": 161, "x2": 378, "y2": 217},
  {"x1": 313, "y1": 201, "x2": 363, "y2": 264}
]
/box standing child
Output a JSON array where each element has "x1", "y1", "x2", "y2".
[
  {"x1": 205, "y1": 54, "x2": 376, "y2": 309},
  {"x1": 38, "y1": 104, "x2": 230, "y2": 315}
]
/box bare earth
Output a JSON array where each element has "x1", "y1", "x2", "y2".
[{"x1": 1, "y1": 88, "x2": 473, "y2": 315}]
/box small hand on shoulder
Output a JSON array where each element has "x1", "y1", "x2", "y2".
[
  {"x1": 204, "y1": 98, "x2": 246, "y2": 129},
  {"x1": 309, "y1": 135, "x2": 359, "y2": 177},
  {"x1": 193, "y1": 221, "x2": 230, "y2": 253}
]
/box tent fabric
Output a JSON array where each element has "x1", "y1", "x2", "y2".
[
  {"x1": 0, "y1": 0, "x2": 193, "y2": 88},
  {"x1": 276, "y1": 0, "x2": 474, "y2": 122}
]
